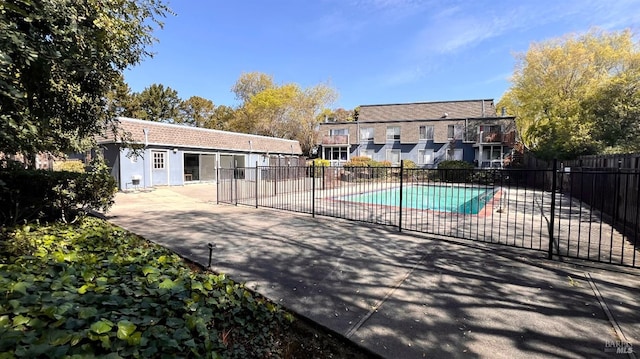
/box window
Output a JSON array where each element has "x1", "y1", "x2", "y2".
[
  {"x1": 152, "y1": 152, "x2": 165, "y2": 169},
  {"x1": 361, "y1": 149, "x2": 374, "y2": 159},
  {"x1": 419, "y1": 125, "x2": 434, "y2": 140},
  {"x1": 418, "y1": 149, "x2": 434, "y2": 165},
  {"x1": 360, "y1": 127, "x2": 374, "y2": 141},
  {"x1": 386, "y1": 126, "x2": 400, "y2": 141},
  {"x1": 447, "y1": 125, "x2": 462, "y2": 140},
  {"x1": 386, "y1": 150, "x2": 401, "y2": 165},
  {"x1": 325, "y1": 147, "x2": 348, "y2": 161},
  {"x1": 330, "y1": 128, "x2": 348, "y2": 136},
  {"x1": 447, "y1": 148, "x2": 463, "y2": 161}
]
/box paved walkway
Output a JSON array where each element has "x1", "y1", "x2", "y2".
[{"x1": 106, "y1": 184, "x2": 640, "y2": 358}]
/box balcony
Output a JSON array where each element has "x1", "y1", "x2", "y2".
[
  {"x1": 321, "y1": 135, "x2": 350, "y2": 145},
  {"x1": 475, "y1": 130, "x2": 516, "y2": 145}
]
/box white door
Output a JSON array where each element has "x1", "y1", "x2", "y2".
[{"x1": 151, "y1": 150, "x2": 169, "y2": 186}]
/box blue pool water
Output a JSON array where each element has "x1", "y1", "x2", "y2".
[{"x1": 341, "y1": 185, "x2": 497, "y2": 214}]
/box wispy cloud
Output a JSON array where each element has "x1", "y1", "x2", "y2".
[
  {"x1": 319, "y1": 0, "x2": 640, "y2": 89},
  {"x1": 311, "y1": 11, "x2": 367, "y2": 40}
]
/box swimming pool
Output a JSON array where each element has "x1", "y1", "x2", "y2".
[{"x1": 340, "y1": 185, "x2": 497, "y2": 214}]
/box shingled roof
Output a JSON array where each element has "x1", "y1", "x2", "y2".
[
  {"x1": 357, "y1": 99, "x2": 498, "y2": 122},
  {"x1": 99, "y1": 117, "x2": 303, "y2": 155}
]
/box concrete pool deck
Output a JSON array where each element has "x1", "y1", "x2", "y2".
[{"x1": 105, "y1": 183, "x2": 640, "y2": 358}]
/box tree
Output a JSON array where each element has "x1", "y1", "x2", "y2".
[
  {"x1": 178, "y1": 96, "x2": 215, "y2": 127},
  {"x1": 498, "y1": 29, "x2": 637, "y2": 160},
  {"x1": 242, "y1": 84, "x2": 300, "y2": 138},
  {"x1": 319, "y1": 107, "x2": 358, "y2": 122},
  {"x1": 106, "y1": 74, "x2": 138, "y2": 118},
  {"x1": 206, "y1": 105, "x2": 236, "y2": 131},
  {"x1": 584, "y1": 56, "x2": 640, "y2": 153},
  {"x1": 134, "y1": 84, "x2": 181, "y2": 122},
  {"x1": 290, "y1": 85, "x2": 339, "y2": 155},
  {"x1": 0, "y1": 0, "x2": 170, "y2": 159},
  {"x1": 229, "y1": 72, "x2": 338, "y2": 155},
  {"x1": 231, "y1": 72, "x2": 275, "y2": 103}
]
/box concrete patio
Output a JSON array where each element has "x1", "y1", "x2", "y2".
[{"x1": 105, "y1": 184, "x2": 639, "y2": 358}]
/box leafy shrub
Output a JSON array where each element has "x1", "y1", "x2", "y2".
[
  {"x1": 308, "y1": 158, "x2": 330, "y2": 167},
  {"x1": 308, "y1": 159, "x2": 330, "y2": 177},
  {"x1": 437, "y1": 160, "x2": 474, "y2": 170},
  {"x1": 0, "y1": 218, "x2": 292, "y2": 358},
  {"x1": 0, "y1": 160, "x2": 116, "y2": 225},
  {"x1": 341, "y1": 157, "x2": 392, "y2": 181},
  {"x1": 53, "y1": 160, "x2": 86, "y2": 173},
  {"x1": 402, "y1": 160, "x2": 417, "y2": 169},
  {"x1": 437, "y1": 160, "x2": 474, "y2": 182},
  {"x1": 343, "y1": 156, "x2": 372, "y2": 167},
  {"x1": 468, "y1": 170, "x2": 498, "y2": 184}
]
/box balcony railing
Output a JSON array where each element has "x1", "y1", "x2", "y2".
[
  {"x1": 321, "y1": 135, "x2": 349, "y2": 145},
  {"x1": 473, "y1": 130, "x2": 516, "y2": 145}
]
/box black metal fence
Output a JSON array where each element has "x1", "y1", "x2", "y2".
[{"x1": 217, "y1": 161, "x2": 640, "y2": 268}]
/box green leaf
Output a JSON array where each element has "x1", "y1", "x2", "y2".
[
  {"x1": 8, "y1": 300, "x2": 21, "y2": 311},
  {"x1": 158, "y1": 278, "x2": 175, "y2": 289},
  {"x1": 12, "y1": 281, "x2": 29, "y2": 295},
  {"x1": 99, "y1": 334, "x2": 111, "y2": 350},
  {"x1": 82, "y1": 270, "x2": 95, "y2": 282},
  {"x1": 126, "y1": 331, "x2": 142, "y2": 346},
  {"x1": 13, "y1": 315, "x2": 30, "y2": 326},
  {"x1": 172, "y1": 327, "x2": 190, "y2": 341},
  {"x1": 191, "y1": 281, "x2": 205, "y2": 293},
  {"x1": 116, "y1": 320, "x2": 136, "y2": 340},
  {"x1": 90, "y1": 319, "x2": 114, "y2": 334},
  {"x1": 48, "y1": 330, "x2": 73, "y2": 346},
  {"x1": 165, "y1": 317, "x2": 184, "y2": 329},
  {"x1": 78, "y1": 307, "x2": 98, "y2": 319},
  {"x1": 77, "y1": 284, "x2": 92, "y2": 294},
  {"x1": 0, "y1": 315, "x2": 9, "y2": 328},
  {"x1": 70, "y1": 333, "x2": 83, "y2": 346},
  {"x1": 142, "y1": 266, "x2": 159, "y2": 276}
]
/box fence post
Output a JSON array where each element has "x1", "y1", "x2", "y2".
[
  {"x1": 322, "y1": 165, "x2": 325, "y2": 191},
  {"x1": 233, "y1": 160, "x2": 238, "y2": 206},
  {"x1": 312, "y1": 161, "x2": 316, "y2": 218},
  {"x1": 611, "y1": 160, "x2": 622, "y2": 259},
  {"x1": 399, "y1": 160, "x2": 404, "y2": 232},
  {"x1": 255, "y1": 161, "x2": 259, "y2": 208},
  {"x1": 216, "y1": 166, "x2": 219, "y2": 205},
  {"x1": 274, "y1": 165, "x2": 277, "y2": 196},
  {"x1": 548, "y1": 159, "x2": 558, "y2": 259}
]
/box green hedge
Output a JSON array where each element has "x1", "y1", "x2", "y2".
[
  {"x1": 0, "y1": 161, "x2": 116, "y2": 226},
  {"x1": 437, "y1": 160, "x2": 474, "y2": 182}
]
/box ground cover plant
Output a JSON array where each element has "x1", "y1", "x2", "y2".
[
  {"x1": 0, "y1": 218, "x2": 376, "y2": 358},
  {"x1": 0, "y1": 218, "x2": 291, "y2": 358}
]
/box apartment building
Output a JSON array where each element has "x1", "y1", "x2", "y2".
[{"x1": 316, "y1": 99, "x2": 517, "y2": 168}]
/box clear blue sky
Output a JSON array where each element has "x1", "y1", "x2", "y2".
[{"x1": 124, "y1": 0, "x2": 640, "y2": 110}]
